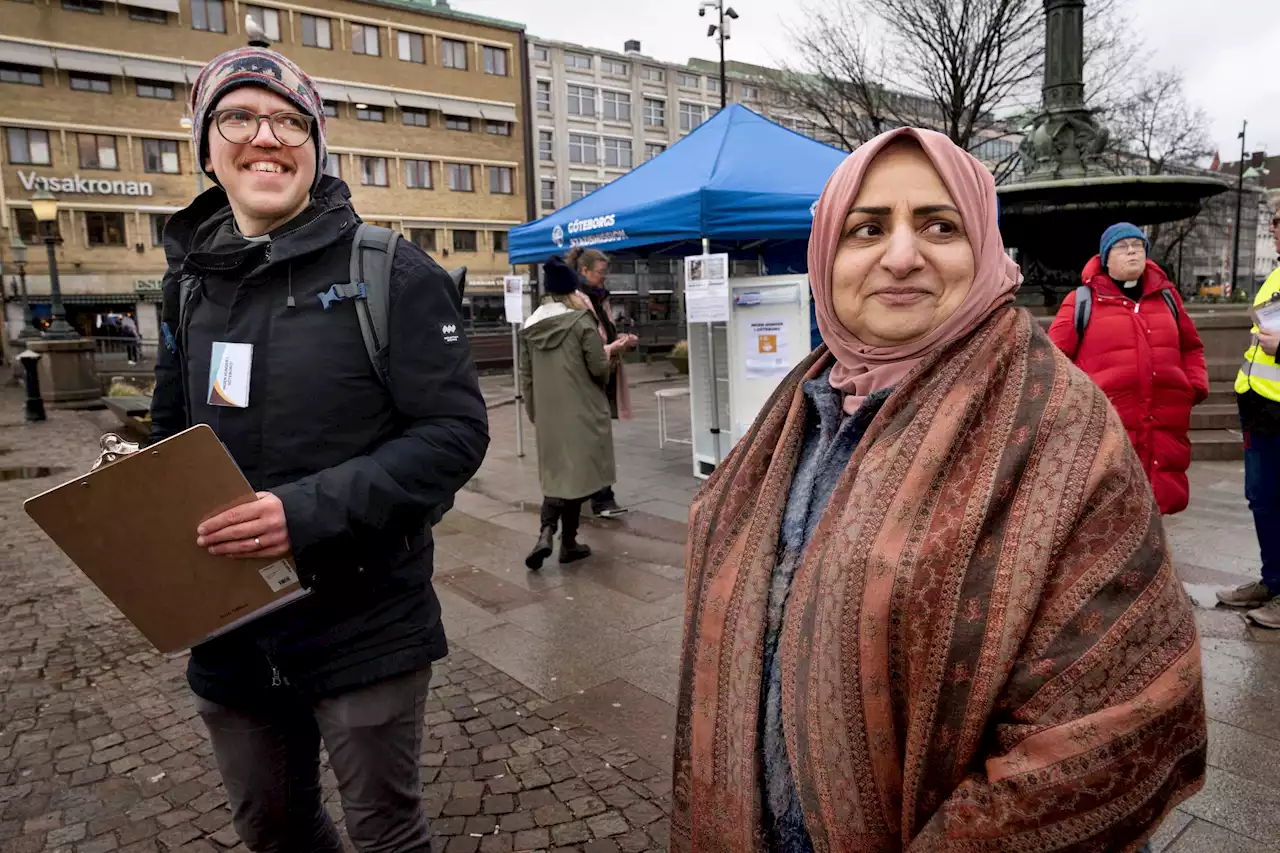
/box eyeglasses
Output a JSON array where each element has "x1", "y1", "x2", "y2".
[
  {"x1": 1113, "y1": 239, "x2": 1147, "y2": 254},
  {"x1": 211, "y1": 109, "x2": 314, "y2": 147},
  {"x1": 1271, "y1": 216, "x2": 1280, "y2": 230}
]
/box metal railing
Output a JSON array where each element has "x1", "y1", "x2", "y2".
[{"x1": 92, "y1": 336, "x2": 158, "y2": 365}]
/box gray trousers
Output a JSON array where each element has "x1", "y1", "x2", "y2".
[{"x1": 194, "y1": 667, "x2": 433, "y2": 853}]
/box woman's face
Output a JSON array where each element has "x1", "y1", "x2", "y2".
[
  {"x1": 582, "y1": 260, "x2": 609, "y2": 289},
  {"x1": 831, "y1": 142, "x2": 976, "y2": 347},
  {"x1": 1106, "y1": 238, "x2": 1147, "y2": 282}
]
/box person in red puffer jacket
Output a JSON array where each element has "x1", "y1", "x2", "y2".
[{"x1": 1048, "y1": 222, "x2": 1209, "y2": 515}]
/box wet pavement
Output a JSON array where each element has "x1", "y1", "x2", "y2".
[{"x1": 0, "y1": 374, "x2": 1278, "y2": 852}]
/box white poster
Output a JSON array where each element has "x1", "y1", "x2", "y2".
[
  {"x1": 744, "y1": 318, "x2": 791, "y2": 379},
  {"x1": 503, "y1": 275, "x2": 526, "y2": 325},
  {"x1": 684, "y1": 253, "x2": 729, "y2": 323}
]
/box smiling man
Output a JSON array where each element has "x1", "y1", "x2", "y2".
[{"x1": 149, "y1": 47, "x2": 488, "y2": 852}]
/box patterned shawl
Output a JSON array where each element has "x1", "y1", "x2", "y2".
[{"x1": 672, "y1": 307, "x2": 1206, "y2": 853}]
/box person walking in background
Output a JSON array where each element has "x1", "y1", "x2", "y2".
[
  {"x1": 673, "y1": 129, "x2": 1205, "y2": 852},
  {"x1": 1048, "y1": 222, "x2": 1208, "y2": 515},
  {"x1": 1218, "y1": 208, "x2": 1280, "y2": 628},
  {"x1": 521, "y1": 257, "x2": 623, "y2": 570},
  {"x1": 567, "y1": 247, "x2": 637, "y2": 518},
  {"x1": 151, "y1": 45, "x2": 488, "y2": 852}
]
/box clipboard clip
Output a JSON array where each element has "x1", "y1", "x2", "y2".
[{"x1": 92, "y1": 433, "x2": 142, "y2": 472}]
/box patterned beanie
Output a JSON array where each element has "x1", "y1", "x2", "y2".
[{"x1": 189, "y1": 47, "x2": 328, "y2": 192}]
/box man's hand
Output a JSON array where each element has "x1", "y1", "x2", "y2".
[
  {"x1": 197, "y1": 492, "x2": 291, "y2": 559},
  {"x1": 1259, "y1": 330, "x2": 1280, "y2": 357}
]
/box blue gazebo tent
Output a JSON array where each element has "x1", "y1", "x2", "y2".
[{"x1": 507, "y1": 105, "x2": 849, "y2": 265}]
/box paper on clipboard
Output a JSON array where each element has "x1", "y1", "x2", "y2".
[
  {"x1": 23, "y1": 425, "x2": 308, "y2": 653},
  {"x1": 1251, "y1": 299, "x2": 1280, "y2": 334}
]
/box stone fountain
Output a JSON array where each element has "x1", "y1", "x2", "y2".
[{"x1": 996, "y1": 0, "x2": 1228, "y2": 306}]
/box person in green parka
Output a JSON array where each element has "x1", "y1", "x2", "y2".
[{"x1": 520, "y1": 257, "x2": 623, "y2": 570}]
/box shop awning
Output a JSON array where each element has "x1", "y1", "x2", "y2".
[
  {"x1": 54, "y1": 48, "x2": 125, "y2": 76},
  {"x1": 479, "y1": 104, "x2": 519, "y2": 123},
  {"x1": 315, "y1": 82, "x2": 351, "y2": 102},
  {"x1": 346, "y1": 86, "x2": 398, "y2": 108},
  {"x1": 394, "y1": 92, "x2": 442, "y2": 111},
  {"x1": 120, "y1": 58, "x2": 188, "y2": 84},
  {"x1": 0, "y1": 40, "x2": 55, "y2": 69},
  {"x1": 117, "y1": 0, "x2": 180, "y2": 12},
  {"x1": 435, "y1": 97, "x2": 485, "y2": 120}
]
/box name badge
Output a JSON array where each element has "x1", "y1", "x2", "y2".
[{"x1": 208, "y1": 342, "x2": 253, "y2": 408}]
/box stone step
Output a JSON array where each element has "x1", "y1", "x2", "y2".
[
  {"x1": 1191, "y1": 404, "x2": 1241, "y2": 431},
  {"x1": 1204, "y1": 386, "x2": 1238, "y2": 407},
  {"x1": 1207, "y1": 358, "x2": 1243, "y2": 382},
  {"x1": 1190, "y1": 429, "x2": 1244, "y2": 461}
]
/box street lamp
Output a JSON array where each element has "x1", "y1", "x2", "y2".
[
  {"x1": 698, "y1": 1, "x2": 738, "y2": 111},
  {"x1": 30, "y1": 189, "x2": 78, "y2": 340},
  {"x1": 8, "y1": 235, "x2": 38, "y2": 339}
]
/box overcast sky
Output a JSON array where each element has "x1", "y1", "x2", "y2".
[{"x1": 461, "y1": 0, "x2": 1278, "y2": 161}]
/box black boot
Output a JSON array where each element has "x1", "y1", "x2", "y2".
[
  {"x1": 559, "y1": 500, "x2": 592, "y2": 563},
  {"x1": 526, "y1": 527, "x2": 555, "y2": 570}
]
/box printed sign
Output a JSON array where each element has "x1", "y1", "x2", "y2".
[
  {"x1": 684, "y1": 253, "x2": 729, "y2": 324},
  {"x1": 503, "y1": 275, "x2": 526, "y2": 325},
  {"x1": 744, "y1": 318, "x2": 791, "y2": 379}
]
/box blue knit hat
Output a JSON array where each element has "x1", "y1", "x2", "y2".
[
  {"x1": 1099, "y1": 222, "x2": 1149, "y2": 267},
  {"x1": 189, "y1": 47, "x2": 327, "y2": 192},
  {"x1": 543, "y1": 258, "x2": 583, "y2": 295}
]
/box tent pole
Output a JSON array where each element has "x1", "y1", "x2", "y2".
[
  {"x1": 702, "y1": 237, "x2": 722, "y2": 464},
  {"x1": 511, "y1": 264, "x2": 525, "y2": 459}
]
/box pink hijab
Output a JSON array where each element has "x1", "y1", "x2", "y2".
[{"x1": 808, "y1": 127, "x2": 1022, "y2": 412}]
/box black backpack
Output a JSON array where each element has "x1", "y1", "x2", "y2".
[{"x1": 1073, "y1": 284, "x2": 1180, "y2": 340}]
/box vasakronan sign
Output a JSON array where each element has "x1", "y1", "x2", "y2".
[{"x1": 17, "y1": 170, "x2": 154, "y2": 197}]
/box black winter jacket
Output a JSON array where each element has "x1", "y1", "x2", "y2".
[{"x1": 151, "y1": 177, "x2": 488, "y2": 708}]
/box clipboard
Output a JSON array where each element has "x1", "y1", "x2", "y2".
[{"x1": 23, "y1": 424, "x2": 307, "y2": 653}]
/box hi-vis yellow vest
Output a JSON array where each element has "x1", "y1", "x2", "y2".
[{"x1": 1237, "y1": 267, "x2": 1280, "y2": 401}]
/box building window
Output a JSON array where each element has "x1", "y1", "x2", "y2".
[
  {"x1": 452, "y1": 229, "x2": 477, "y2": 252},
  {"x1": 679, "y1": 102, "x2": 705, "y2": 132},
  {"x1": 568, "y1": 133, "x2": 598, "y2": 165},
  {"x1": 150, "y1": 213, "x2": 169, "y2": 247},
  {"x1": 645, "y1": 142, "x2": 666, "y2": 161},
  {"x1": 602, "y1": 91, "x2": 632, "y2": 122},
  {"x1": 678, "y1": 72, "x2": 700, "y2": 88},
  {"x1": 489, "y1": 166, "x2": 513, "y2": 195},
  {"x1": 493, "y1": 231, "x2": 508, "y2": 252},
  {"x1": 536, "y1": 80, "x2": 552, "y2": 113},
  {"x1": 570, "y1": 181, "x2": 601, "y2": 201},
  {"x1": 324, "y1": 154, "x2": 341, "y2": 179},
  {"x1": 322, "y1": 100, "x2": 339, "y2": 118},
  {"x1": 301, "y1": 14, "x2": 332, "y2": 49},
  {"x1": 740, "y1": 85, "x2": 760, "y2": 101},
  {"x1": 245, "y1": 5, "x2": 280, "y2": 41},
  {"x1": 6, "y1": 128, "x2": 51, "y2": 165},
  {"x1": 85, "y1": 212, "x2": 126, "y2": 247},
  {"x1": 129, "y1": 7, "x2": 167, "y2": 23},
  {"x1": 485, "y1": 120, "x2": 511, "y2": 136},
  {"x1": 483, "y1": 46, "x2": 508, "y2": 76},
  {"x1": 445, "y1": 116, "x2": 472, "y2": 132},
  {"x1": 567, "y1": 85, "x2": 596, "y2": 117},
  {"x1": 69, "y1": 73, "x2": 111, "y2": 94},
  {"x1": 533, "y1": 45, "x2": 549, "y2": 62},
  {"x1": 404, "y1": 159, "x2": 432, "y2": 189},
  {"x1": 77, "y1": 133, "x2": 118, "y2": 169},
  {"x1": 142, "y1": 138, "x2": 179, "y2": 174},
  {"x1": 538, "y1": 130, "x2": 553, "y2": 162},
  {"x1": 14, "y1": 210, "x2": 43, "y2": 245},
  {"x1": 564, "y1": 52, "x2": 592, "y2": 70},
  {"x1": 62, "y1": 0, "x2": 102, "y2": 13},
  {"x1": 447, "y1": 163, "x2": 474, "y2": 192},
  {"x1": 707, "y1": 77, "x2": 721, "y2": 94},
  {"x1": 191, "y1": 0, "x2": 225, "y2": 32},
  {"x1": 136, "y1": 79, "x2": 175, "y2": 100},
  {"x1": 604, "y1": 138, "x2": 632, "y2": 169},
  {"x1": 602, "y1": 58, "x2": 628, "y2": 76},
  {"x1": 0, "y1": 64, "x2": 42, "y2": 86},
  {"x1": 397, "y1": 32, "x2": 425, "y2": 63},
  {"x1": 643, "y1": 98, "x2": 666, "y2": 128},
  {"x1": 441, "y1": 39, "x2": 468, "y2": 70},
  {"x1": 409, "y1": 228, "x2": 436, "y2": 252},
  {"x1": 360, "y1": 156, "x2": 388, "y2": 186},
  {"x1": 351, "y1": 23, "x2": 380, "y2": 56},
  {"x1": 356, "y1": 105, "x2": 385, "y2": 122},
  {"x1": 402, "y1": 107, "x2": 428, "y2": 127},
  {"x1": 540, "y1": 179, "x2": 556, "y2": 210},
  {"x1": 641, "y1": 66, "x2": 664, "y2": 83}
]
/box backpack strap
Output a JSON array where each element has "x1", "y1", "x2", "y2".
[
  {"x1": 1160, "y1": 289, "x2": 1180, "y2": 324},
  {"x1": 346, "y1": 223, "x2": 400, "y2": 386},
  {"x1": 1073, "y1": 284, "x2": 1093, "y2": 341}
]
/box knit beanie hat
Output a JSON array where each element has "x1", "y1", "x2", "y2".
[
  {"x1": 189, "y1": 46, "x2": 328, "y2": 192},
  {"x1": 1099, "y1": 222, "x2": 1149, "y2": 267},
  {"x1": 543, "y1": 257, "x2": 583, "y2": 295}
]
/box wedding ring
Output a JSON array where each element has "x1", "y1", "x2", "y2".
[{"x1": 254, "y1": 537, "x2": 261, "y2": 548}]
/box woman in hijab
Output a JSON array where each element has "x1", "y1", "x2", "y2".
[{"x1": 672, "y1": 129, "x2": 1206, "y2": 853}]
